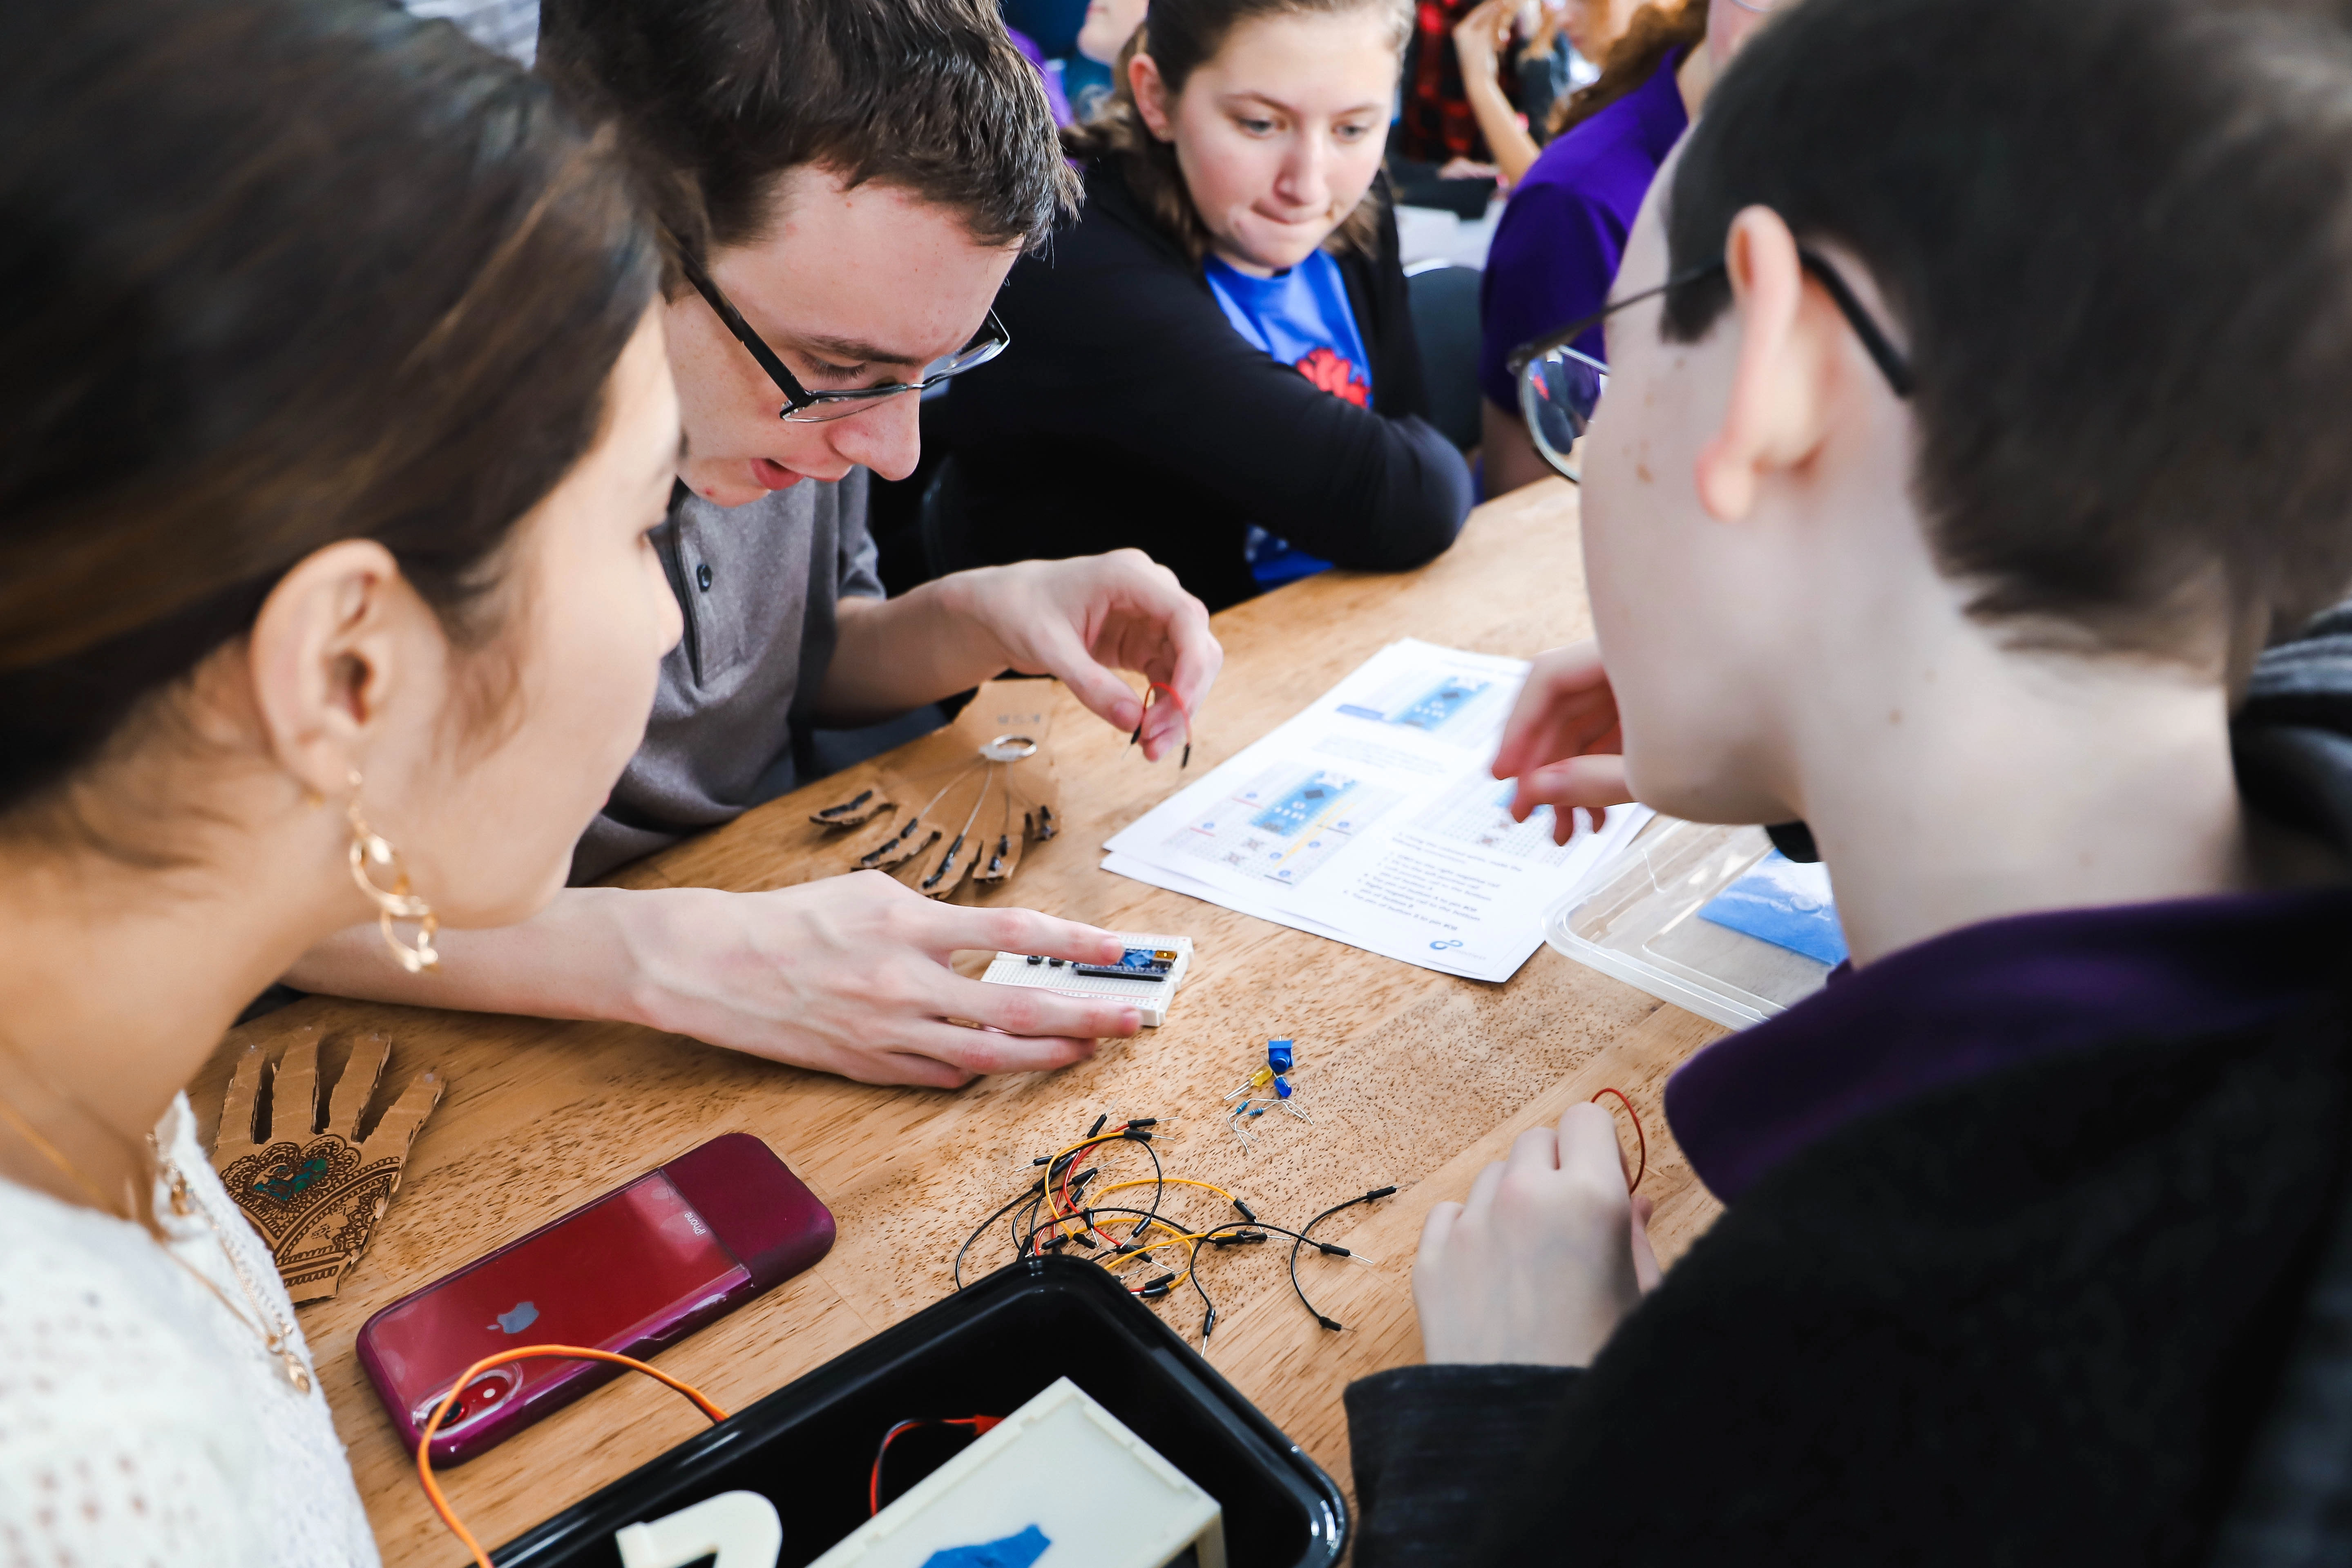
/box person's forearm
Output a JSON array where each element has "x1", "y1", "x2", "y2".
[
  {"x1": 1463, "y1": 71, "x2": 1542, "y2": 186},
  {"x1": 1481, "y1": 397, "x2": 1557, "y2": 497},
  {"x1": 1278, "y1": 415, "x2": 1472, "y2": 571},
  {"x1": 282, "y1": 886, "x2": 652, "y2": 1026},
  {"x1": 813, "y1": 577, "x2": 1007, "y2": 726}
]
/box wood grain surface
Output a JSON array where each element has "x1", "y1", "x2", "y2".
[{"x1": 188, "y1": 477, "x2": 1728, "y2": 1565}]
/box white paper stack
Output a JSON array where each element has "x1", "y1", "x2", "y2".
[{"x1": 1103, "y1": 639, "x2": 1651, "y2": 983}]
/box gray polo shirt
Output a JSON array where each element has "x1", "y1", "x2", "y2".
[{"x1": 572, "y1": 471, "x2": 882, "y2": 882}]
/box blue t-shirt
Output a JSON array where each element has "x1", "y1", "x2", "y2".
[{"x1": 1204, "y1": 249, "x2": 1376, "y2": 588}]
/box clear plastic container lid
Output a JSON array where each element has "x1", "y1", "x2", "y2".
[{"x1": 1544, "y1": 816, "x2": 1837, "y2": 1030}]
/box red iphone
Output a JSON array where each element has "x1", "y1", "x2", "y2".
[{"x1": 357, "y1": 1132, "x2": 834, "y2": 1466}]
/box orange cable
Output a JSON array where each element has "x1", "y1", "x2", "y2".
[{"x1": 416, "y1": 1345, "x2": 728, "y2": 1568}]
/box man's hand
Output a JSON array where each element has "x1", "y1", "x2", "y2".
[
  {"x1": 618, "y1": 871, "x2": 1143, "y2": 1087},
  {"x1": 938, "y1": 552, "x2": 1221, "y2": 761},
  {"x1": 1491, "y1": 639, "x2": 1634, "y2": 842},
  {"x1": 1412, "y1": 1103, "x2": 1649, "y2": 1367}
]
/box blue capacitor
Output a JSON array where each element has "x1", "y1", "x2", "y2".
[
  {"x1": 1267, "y1": 1037, "x2": 1295, "y2": 1073},
  {"x1": 1273, "y1": 1075, "x2": 1293, "y2": 1099}
]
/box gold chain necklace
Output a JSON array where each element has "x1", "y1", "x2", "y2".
[
  {"x1": 0, "y1": 1077, "x2": 313, "y2": 1392},
  {"x1": 148, "y1": 1136, "x2": 315, "y2": 1393}
]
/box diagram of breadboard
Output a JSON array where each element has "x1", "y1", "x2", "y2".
[
  {"x1": 1168, "y1": 766, "x2": 1401, "y2": 888},
  {"x1": 980, "y1": 934, "x2": 1194, "y2": 1027},
  {"x1": 1427, "y1": 773, "x2": 1592, "y2": 866},
  {"x1": 1333, "y1": 670, "x2": 1504, "y2": 739}
]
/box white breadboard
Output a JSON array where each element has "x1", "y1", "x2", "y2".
[
  {"x1": 979, "y1": 934, "x2": 1193, "y2": 1027},
  {"x1": 810, "y1": 1378, "x2": 1224, "y2": 1568}
]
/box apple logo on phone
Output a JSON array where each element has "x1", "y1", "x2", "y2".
[{"x1": 491, "y1": 1301, "x2": 540, "y2": 1335}]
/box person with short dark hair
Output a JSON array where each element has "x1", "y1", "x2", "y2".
[
  {"x1": 939, "y1": 0, "x2": 1475, "y2": 612},
  {"x1": 1346, "y1": 0, "x2": 2352, "y2": 1560},
  {"x1": 0, "y1": 0, "x2": 678, "y2": 1558},
  {"x1": 289, "y1": 0, "x2": 1228, "y2": 1087}
]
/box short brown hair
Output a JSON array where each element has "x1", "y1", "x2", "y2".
[
  {"x1": 0, "y1": 0, "x2": 659, "y2": 820},
  {"x1": 539, "y1": 0, "x2": 1080, "y2": 268},
  {"x1": 1665, "y1": 0, "x2": 2352, "y2": 657},
  {"x1": 1064, "y1": 0, "x2": 1411, "y2": 264}
]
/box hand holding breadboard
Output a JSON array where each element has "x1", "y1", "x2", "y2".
[{"x1": 980, "y1": 935, "x2": 1193, "y2": 1027}]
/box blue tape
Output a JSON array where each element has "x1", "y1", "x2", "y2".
[
  {"x1": 1696, "y1": 850, "x2": 1849, "y2": 967},
  {"x1": 920, "y1": 1524, "x2": 1052, "y2": 1568}
]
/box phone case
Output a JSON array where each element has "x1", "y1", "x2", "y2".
[{"x1": 357, "y1": 1132, "x2": 833, "y2": 1465}]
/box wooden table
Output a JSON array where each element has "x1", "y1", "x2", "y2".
[{"x1": 191, "y1": 478, "x2": 1727, "y2": 1564}]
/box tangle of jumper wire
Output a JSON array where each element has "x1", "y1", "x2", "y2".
[
  {"x1": 956, "y1": 1086, "x2": 1647, "y2": 1345},
  {"x1": 422, "y1": 1094, "x2": 1650, "y2": 1562},
  {"x1": 954, "y1": 1113, "x2": 1394, "y2": 1347}
]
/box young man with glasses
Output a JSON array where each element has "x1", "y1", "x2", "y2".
[
  {"x1": 292, "y1": 0, "x2": 1223, "y2": 1087},
  {"x1": 1347, "y1": 0, "x2": 2352, "y2": 1558}
]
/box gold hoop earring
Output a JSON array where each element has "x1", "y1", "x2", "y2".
[{"x1": 345, "y1": 771, "x2": 440, "y2": 974}]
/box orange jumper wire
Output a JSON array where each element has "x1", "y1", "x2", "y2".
[{"x1": 415, "y1": 1346, "x2": 728, "y2": 1568}]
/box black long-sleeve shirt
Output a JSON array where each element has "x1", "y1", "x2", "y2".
[
  {"x1": 941, "y1": 160, "x2": 1474, "y2": 612},
  {"x1": 1350, "y1": 1001, "x2": 2352, "y2": 1566},
  {"x1": 1347, "y1": 607, "x2": 2352, "y2": 1567}
]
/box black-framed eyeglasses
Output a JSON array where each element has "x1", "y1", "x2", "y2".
[
  {"x1": 1505, "y1": 251, "x2": 1914, "y2": 483},
  {"x1": 676, "y1": 250, "x2": 1011, "y2": 424}
]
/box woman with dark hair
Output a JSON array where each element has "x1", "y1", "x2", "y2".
[
  {"x1": 0, "y1": 0, "x2": 679, "y2": 1559},
  {"x1": 1475, "y1": 0, "x2": 1780, "y2": 496},
  {"x1": 1347, "y1": 0, "x2": 2352, "y2": 1560},
  {"x1": 939, "y1": 0, "x2": 1475, "y2": 611}
]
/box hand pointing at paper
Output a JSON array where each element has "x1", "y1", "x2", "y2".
[{"x1": 1491, "y1": 640, "x2": 1636, "y2": 844}]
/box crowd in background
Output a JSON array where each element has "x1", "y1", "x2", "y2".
[{"x1": 402, "y1": 0, "x2": 1755, "y2": 596}]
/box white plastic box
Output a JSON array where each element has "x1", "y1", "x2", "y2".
[
  {"x1": 811, "y1": 1377, "x2": 1225, "y2": 1568},
  {"x1": 1545, "y1": 817, "x2": 1836, "y2": 1030}
]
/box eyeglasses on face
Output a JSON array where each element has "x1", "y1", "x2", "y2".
[
  {"x1": 1506, "y1": 250, "x2": 1914, "y2": 483},
  {"x1": 676, "y1": 251, "x2": 1011, "y2": 424}
]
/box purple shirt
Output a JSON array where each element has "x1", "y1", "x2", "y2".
[
  {"x1": 1476, "y1": 49, "x2": 1690, "y2": 410},
  {"x1": 1007, "y1": 25, "x2": 1073, "y2": 127},
  {"x1": 1665, "y1": 885, "x2": 2352, "y2": 1203}
]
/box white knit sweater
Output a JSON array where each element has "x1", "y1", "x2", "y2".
[{"x1": 0, "y1": 1094, "x2": 379, "y2": 1568}]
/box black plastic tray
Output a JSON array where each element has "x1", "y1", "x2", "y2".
[{"x1": 489, "y1": 1255, "x2": 1349, "y2": 1567}]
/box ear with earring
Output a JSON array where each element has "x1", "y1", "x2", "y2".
[{"x1": 343, "y1": 770, "x2": 439, "y2": 973}]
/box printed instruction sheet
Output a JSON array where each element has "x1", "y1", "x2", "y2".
[{"x1": 1102, "y1": 639, "x2": 1652, "y2": 982}]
